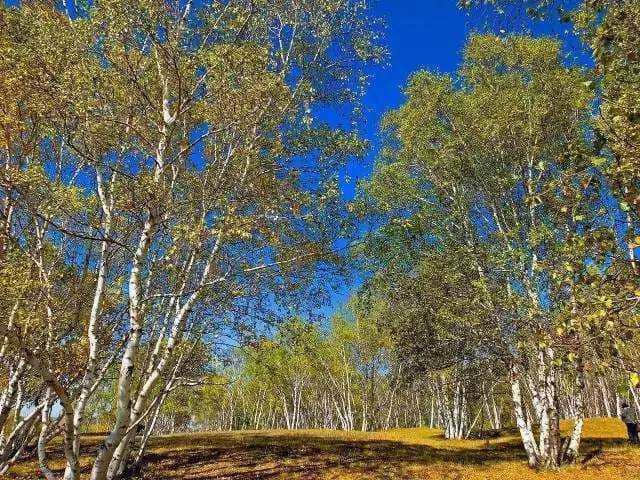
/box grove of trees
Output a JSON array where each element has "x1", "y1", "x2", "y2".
[
  {"x1": 355, "y1": 0, "x2": 640, "y2": 469},
  {"x1": 1, "y1": 0, "x2": 640, "y2": 477},
  {"x1": 0, "y1": 0, "x2": 381, "y2": 478}
]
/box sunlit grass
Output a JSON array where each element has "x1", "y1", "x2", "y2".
[{"x1": 6, "y1": 418, "x2": 640, "y2": 479}]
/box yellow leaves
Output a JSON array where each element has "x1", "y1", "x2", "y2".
[
  {"x1": 194, "y1": 43, "x2": 291, "y2": 129},
  {"x1": 222, "y1": 215, "x2": 255, "y2": 242},
  {"x1": 467, "y1": 34, "x2": 559, "y2": 69},
  {"x1": 627, "y1": 236, "x2": 640, "y2": 249},
  {"x1": 8, "y1": 164, "x2": 90, "y2": 218},
  {"x1": 592, "y1": 309, "x2": 607, "y2": 320},
  {"x1": 171, "y1": 223, "x2": 205, "y2": 248},
  {"x1": 0, "y1": 2, "x2": 86, "y2": 149}
]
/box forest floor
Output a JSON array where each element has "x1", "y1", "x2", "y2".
[{"x1": 6, "y1": 418, "x2": 640, "y2": 479}]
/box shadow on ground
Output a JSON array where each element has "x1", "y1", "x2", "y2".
[
  {"x1": 6, "y1": 420, "x2": 637, "y2": 480},
  {"x1": 134, "y1": 432, "x2": 632, "y2": 480}
]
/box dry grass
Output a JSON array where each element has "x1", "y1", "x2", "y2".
[{"x1": 5, "y1": 418, "x2": 640, "y2": 479}]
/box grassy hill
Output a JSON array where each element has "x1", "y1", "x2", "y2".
[{"x1": 7, "y1": 418, "x2": 640, "y2": 479}]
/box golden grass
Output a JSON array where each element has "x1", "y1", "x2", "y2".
[{"x1": 5, "y1": 418, "x2": 640, "y2": 479}]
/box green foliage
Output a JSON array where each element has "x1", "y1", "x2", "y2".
[{"x1": 356, "y1": 32, "x2": 634, "y2": 384}]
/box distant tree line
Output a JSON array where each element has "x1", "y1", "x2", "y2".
[{"x1": 147, "y1": 315, "x2": 639, "y2": 443}]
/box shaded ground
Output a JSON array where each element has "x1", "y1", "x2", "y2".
[{"x1": 7, "y1": 418, "x2": 640, "y2": 479}]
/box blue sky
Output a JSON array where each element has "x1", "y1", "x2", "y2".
[{"x1": 345, "y1": 1, "x2": 471, "y2": 199}]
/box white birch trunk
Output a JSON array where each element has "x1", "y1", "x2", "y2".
[
  {"x1": 89, "y1": 214, "x2": 155, "y2": 480},
  {"x1": 38, "y1": 389, "x2": 57, "y2": 480},
  {"x1": 563, "y1": 367, "x2": 586, "y2": 464},
  {"x1": 510, "y1": 367, "x2": 539, "y2": 468}
]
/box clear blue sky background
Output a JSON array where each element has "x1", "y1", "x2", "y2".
[{"x1": 345, "y1": 1, "x2": 471, "y2": 200}]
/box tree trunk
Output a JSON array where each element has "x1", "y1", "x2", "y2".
[
  {"x1": 563, "y1": 366, "x2": 586, "y2": 464},
  {"x1": 510, "y1": 369, "x2": 540, "y2": 468}
]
